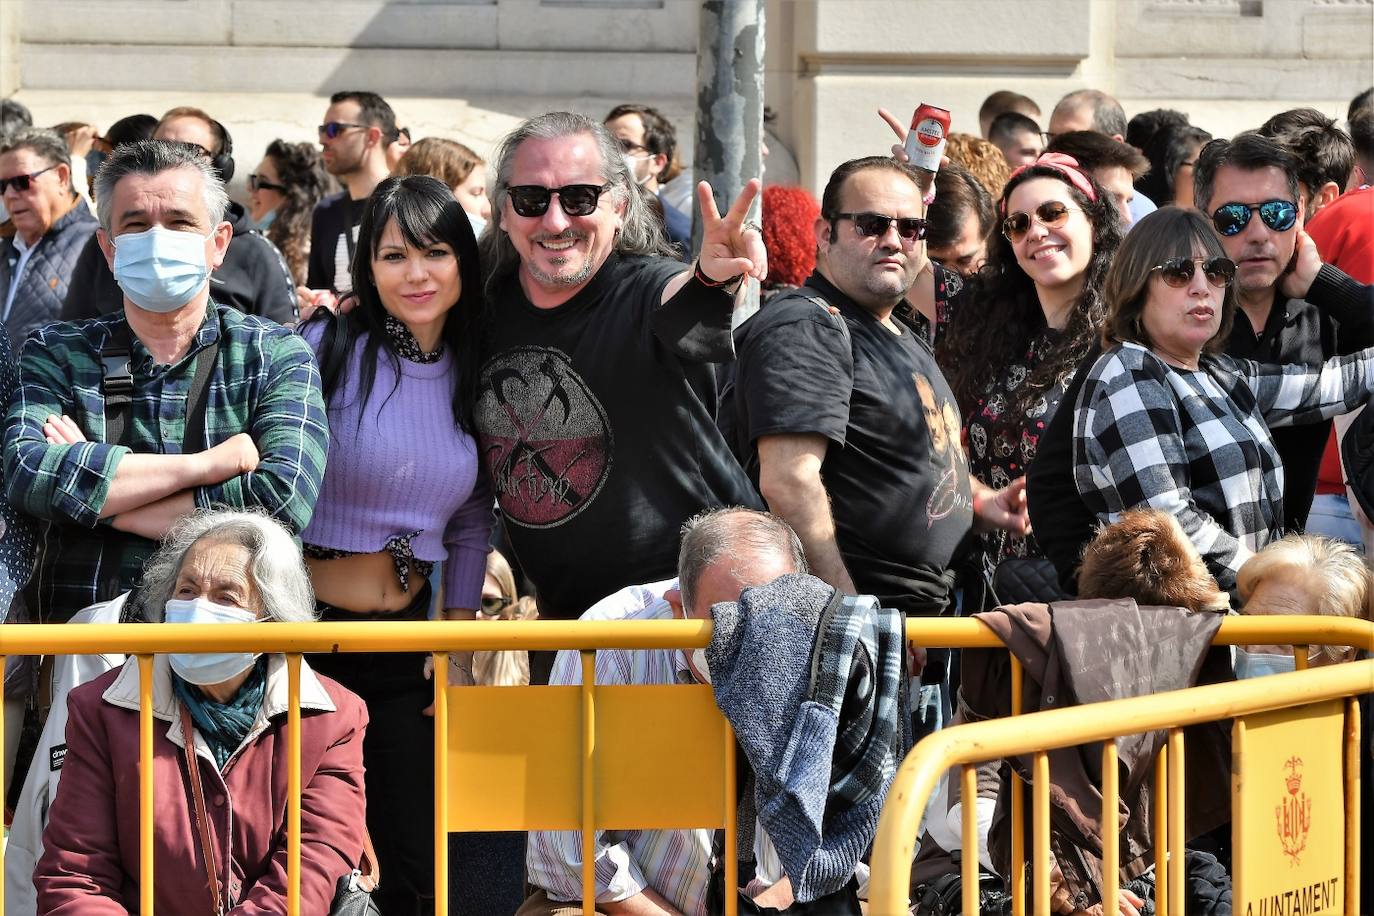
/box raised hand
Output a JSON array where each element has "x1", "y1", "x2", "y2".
[
  {"x1": 696, "y1": 178, "x2": 768, "y2": 285},
  {"x1": 1280, "y1": 229, "x2": 1323, "y2": 301}
]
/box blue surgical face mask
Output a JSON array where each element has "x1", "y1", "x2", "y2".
[
  {"x1": 164, "y1": 596, "x2": 261, "y2": 685},
  {"x1": 112, "y1": 226, "x2": 213, "y2": 313},
  {"x1": 253, "y1": 209, "x2": 277, "y2": 232},
  {"x1": 1233, "y1": 648, "x2": 1297, "y2": 680}
]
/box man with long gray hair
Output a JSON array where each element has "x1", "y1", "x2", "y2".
[
  {"x1": 472, "y1": 111, "x2": 768, "y2": 669},
  {"x1": 3, "y1": 140, "x2": 328, "y2": 627}
]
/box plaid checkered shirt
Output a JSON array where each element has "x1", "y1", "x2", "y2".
[
  {"x1": 1073, "y1": 341, "x2": 1374, "y2": 590},
  {"x1": 3, "y1": 303, "x2": 328, "y2": 622}
]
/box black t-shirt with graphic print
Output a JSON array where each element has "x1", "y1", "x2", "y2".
[
  {"x1": 474, "y1": 253, "x2": 763, "y2": 621},
  {"x1": 733, "y1": 271, "x2": 974, "y2": 617}
]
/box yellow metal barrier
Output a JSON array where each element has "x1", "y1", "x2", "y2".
[
  {"x1": 869, "y1": 622, "x2": 1374, "y2": 916},
  {"x1": 0, "y1": 614, "x2": 1366, "y2": 916}
]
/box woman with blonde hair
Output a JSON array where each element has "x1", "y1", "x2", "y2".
[
  {"x1": 1236, "y1": 533, "x2": 1371, "y2": 673},
  {"x1": 473, "y1": 549, "x2": 538, "y2": 686}
]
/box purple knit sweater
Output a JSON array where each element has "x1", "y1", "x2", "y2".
[{"x1": 299, "y1": 321, "x2": 493, "y2": 609}]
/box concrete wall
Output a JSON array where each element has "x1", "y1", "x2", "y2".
[{"x1": 7, "y1": 0, "x2": 1373, "y2": 198}]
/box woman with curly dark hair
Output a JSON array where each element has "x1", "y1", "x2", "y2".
[
  {"x1": 935, "y1": 153, "x2": 1123, "y2": 582},
  {"x1": 248, "y1": 139, "x2": 332, "y2": 285}
]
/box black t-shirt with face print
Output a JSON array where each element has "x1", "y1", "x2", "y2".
[{"x1": 733, "y1": 271, "x2": 974, "y2": 616}]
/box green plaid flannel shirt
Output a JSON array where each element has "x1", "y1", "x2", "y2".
[{"x1": 3, "y1": 303, "x2": 328, "y2": 622}]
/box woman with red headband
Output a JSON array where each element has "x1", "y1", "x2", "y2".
[{"x1": 935, "y1": 152, "x2": 1123, "y2": 602}]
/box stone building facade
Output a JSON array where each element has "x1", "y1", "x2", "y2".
[{"x1": 2, "y1": 0, "x2": 1370, "y2": 194}]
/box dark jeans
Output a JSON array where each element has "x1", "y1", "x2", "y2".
[{"x1": 311, "y1": 585, "x2": 436, "y2": 916}]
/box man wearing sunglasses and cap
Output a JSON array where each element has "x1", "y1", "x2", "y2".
[
  {"x1": 473, "y1": 111, "x2": 767, "y2": 682},
  {"x1": 731, "y1": 155, "x2": 1029, "y2": 633},
  {"x1": 1196, "y1": 132, "x2": 1374, "y2": 533}
]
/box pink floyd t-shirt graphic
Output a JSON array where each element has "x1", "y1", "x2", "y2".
[{"x1": 476, "y1": 346, "x2": 613, "y2": 529}]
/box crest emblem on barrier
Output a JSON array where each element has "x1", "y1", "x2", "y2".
[{"x1": 1274, "y1": 756, "x2": 1312, "y2": 864}]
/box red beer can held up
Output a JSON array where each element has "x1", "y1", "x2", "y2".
[{"x1": 904, "y1": 103, "x2": 950, "y2": 188}]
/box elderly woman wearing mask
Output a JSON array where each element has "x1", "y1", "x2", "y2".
[
  {"x1": 1235, "y1": 533, "x2": 1371, "y2": 676},
  {"x1": 1074, "y1": 206, "x2": 1374, "y2": 592},
  {"x1": 33, "y1": 510, "x2": 369, "y2": 915}
]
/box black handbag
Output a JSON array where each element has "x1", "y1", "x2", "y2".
[
  {"x1": 329, "y1": 828, "x2": 381, "y2": 915},
  {"x1": 329, "y1": 869, "x2": 382, "y2": 916},
  {"x1": 989, "y1": 557, "x2": 1067, "y2": 606}
]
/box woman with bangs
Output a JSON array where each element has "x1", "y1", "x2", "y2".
[
  {"x1": 934, "y1": 153, "x2": 1123, "y2": 598},
  {"x1": 298, "y1": 174, "x2": 493, "y2": 914},
  {"x1": 1074, "y1": 206, "x2": 1374, "y2": 592}
]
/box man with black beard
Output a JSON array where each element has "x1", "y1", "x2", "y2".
[{"x1": 731, "y1": 156, "x2": 1028, "y2": 619}]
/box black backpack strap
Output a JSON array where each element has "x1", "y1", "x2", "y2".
[
  {"x1": 99, "y1": 322, "x2": 135, "y2": 448},
  {"x1": 182, "y1": 336, "x2": 220, "y2": 452}
]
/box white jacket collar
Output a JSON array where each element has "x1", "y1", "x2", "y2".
[{"x1": 103, "y1": 654, "x2": 336, "y2": 754}]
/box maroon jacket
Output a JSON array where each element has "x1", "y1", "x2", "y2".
[{"x1": 34, "y1": 654, "x2": 368, "y2": 915}]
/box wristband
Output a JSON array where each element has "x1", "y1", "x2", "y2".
[{"x1": 693, "y1": 260, "x2": 742, "y2": 291}]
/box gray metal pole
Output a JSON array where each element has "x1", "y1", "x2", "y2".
[{"x1": 694, "y1": 0, "x2": 765, "y2": 321}]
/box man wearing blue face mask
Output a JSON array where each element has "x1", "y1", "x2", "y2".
[{"x1": 2, "y1": 139, "x2": 329, "y2": 626}]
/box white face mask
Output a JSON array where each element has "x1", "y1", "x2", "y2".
[
  {"x1": 164, "y1": 596, "x2": 262, "y2": 685},
  {"x1": 1233, "y1": 648, "x2": 1297, "y2": 680},
  {"x1": 687, "y1": 647, "x2": 711, "y2": 684},
  {"x1": 623, "y1": 153, "x2": 651, "y2": 187}
]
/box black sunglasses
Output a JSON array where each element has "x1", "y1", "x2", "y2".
[
  {"x1": 318, "y1": 121, "x2": 366, "y2": 140},
  {"x1": 248, "y1": 174, "x2": 288, "y2": 194},
  {"x1": 0, "y1": 164, "x2": 58, "y2": 194},
  {"x1": 833, "y1": 211, "x2": 928, "y2": 242},
  {"x1": 1151, "y1": 256, "x2": 1237, "y2": 289},
  {"x1": 480, "y1": 595, "x2": 514, "y2": 616},
  {"x1": 1002, "y1": 201, "x2": 1078, "y2": 243},
  {"x1": 1210, "y1": 200, "x2": 1297, "y2": 237},
  {"x1": 507, "y1": 184, "x2": 609, "y2": 218}
]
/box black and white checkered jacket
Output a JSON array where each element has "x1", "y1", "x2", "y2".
[{"x1": 1073, "y1": 341, "x2": 1374, "y2": 589}]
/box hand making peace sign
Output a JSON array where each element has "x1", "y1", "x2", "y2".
[{"x1": 694, "y1": 177, "x2": 769, "y2": 285}]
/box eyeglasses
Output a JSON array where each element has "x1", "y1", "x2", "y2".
[
  {"x1": 832, "y1": 211, "x2": 928, "y2": 242},
  {"x1": 480, "y1": 595, "x2": 514, "y2": 616},
  {"x1": 1001, "y1": 201, "x2": 1079, "y2": 243},
  {"x1": 248, "y1": 174, "x2": 288, "y2": 194},
  {"x1": 318, "y1": 121, "x2": 366, "y2": 140},
  {"x1": 616, "y1": 137, "x2": 649, "y2": 156},
  {"x1": 1151, "y1": 256, "x2": 1237, "y2": 289},
  {"x1": 507, "y1": 184, "x2": 609, "y2": 218},
  {"x1": 0, "y1": 165, "x2": 58, "y2": 194},
  {"x1": 1210, "y1": 200, "x2": 1298, "y2": 237}
]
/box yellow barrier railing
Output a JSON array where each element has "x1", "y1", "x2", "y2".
[
  {"x1": 0, "y1": 614, "x2": 1366, "y2": 916},
  {"x1": 869, "y1": 627, "x2": 1374, "y2": 916}
]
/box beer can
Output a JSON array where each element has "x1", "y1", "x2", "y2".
[{"x1": 904, "y1": 103, "x2": 951, "y2": 175}]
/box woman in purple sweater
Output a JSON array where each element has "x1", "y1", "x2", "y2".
[{"x1": 299, "y1": 175, "x2": 493, "y2": 915}]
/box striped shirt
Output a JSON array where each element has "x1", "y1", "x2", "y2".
[
  {"x1": 525, "y1": 579, "x2": 715, "y2": 916},
  {"x1": 1073, "y1": 341, "x2": 1374, "y2": 589},
  {"x1": 3, "y1": 303, "x2": 328, "y2": 622}
]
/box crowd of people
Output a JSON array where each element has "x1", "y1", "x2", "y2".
[{"x1": 0, "y1": 79, "x2": 1370, "y2": 915}]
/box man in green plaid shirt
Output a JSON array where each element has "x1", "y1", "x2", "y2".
[{"x1": 2, "y1": 140, "x2": 328, "y2": 624}]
